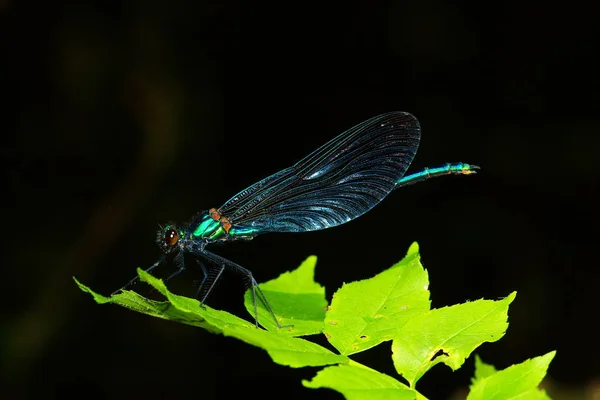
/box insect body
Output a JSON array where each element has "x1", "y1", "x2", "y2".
[{"x1": 114, "y1": 111, "x2": 479, "y2": 328}]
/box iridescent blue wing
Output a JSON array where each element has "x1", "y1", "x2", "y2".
[{"x1": 218, "y1": 111, "x2": 421, "y2": 233}]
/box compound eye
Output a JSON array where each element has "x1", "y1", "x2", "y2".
[{"x1": 164, "y1": 228, "x2": 179, "y2": 246}]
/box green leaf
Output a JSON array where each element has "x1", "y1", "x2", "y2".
[
  {"x1": 244, "y1": 255, "x2": 328, "y2": 336},
  {"x1": 75, "y1": 269, "x2": 347, "y2": 369},
  {"x1": 472, "y1": 354, "x2": 498, "y2": 381},
  {"x1": 74, "y1": 273, "x2": 254, "y2": 334},
  {"x1": 392, "y1": 292, "x2": 517, "y2": 387},
  {"x1": 76, "y1": 244, "x2": 543, "y2": 400},
  {"x1": 467, "y1": 351, "x2": 556, "y2": 400},
  {"x1": 303, "y1": 364, "x2": 419, "y2": 400},
  {"x1": 223, "y1": 325, "x2": 349, "y2": 368},
  {"x1": 324, "y1": 242, "x2": 431, "y2": 355}
]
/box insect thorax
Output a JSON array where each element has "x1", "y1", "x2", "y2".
[{"x1": 190, "y1": 209, "x2": 258, "y2": 242}]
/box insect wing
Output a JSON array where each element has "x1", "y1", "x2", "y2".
[{"x1": 218, "y1": 112, "x2": 421, "y2": 233}]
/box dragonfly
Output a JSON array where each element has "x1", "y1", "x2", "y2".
[{"x1": 113, "y1": 111, "x2": 479, "y2": 328}]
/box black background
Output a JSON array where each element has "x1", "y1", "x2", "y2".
[{"x1": 3, "y1": 1, "x2": 599, "y2": 399}]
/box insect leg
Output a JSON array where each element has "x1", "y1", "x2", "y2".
[
  {"x1": 162, "y1": 251, "x2": 186, "y2": 283},
  {"x1": 112, "y1": 256, "x2": 165, "y2": 296},
  {"x1": 192, "y1": 258, "x2": 209, "y2": 298},
  {"x1": 194, "y1": 260, "x2": 225, "y2": 305},
  {"x1": 197, "y1": 249, "x2": 286, "y2": 329}
]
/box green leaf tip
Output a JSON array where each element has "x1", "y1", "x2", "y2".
[
  {"x1": 406, "y1": 241, "x2": 420, "y2": 257},
  {"x1": 468, "y1": 351, "x2": 556, "y2": 400},
  {"x1": 472, "y1": 354, "x2": 498, "y2": 381},
  {"x1": 73, "y1": 276, "x2": 112, "y2": 304},
  {"x1": 259, "y1": 255, "x2": 321, "y2": 294}
]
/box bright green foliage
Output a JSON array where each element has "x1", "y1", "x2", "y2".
[
  {"x1": 324, "y1": 242, "x2": 430, "y2": 355},
  {"x1": 75, "y1": 272, "x2": 347, "y2": 367},
  {"x1": 244, "y1": 255, "x2": 328, "y2": 336},
  {"x1": 222, "y1": 325, "x2": 348, "y2": 368},
  {"x1": 472, "y1": 354, "x2": 499, "y2": 381},
  {"x1": 391, "y1": 292, "x2": 516, "y2": 386},
  {"x1": 303, "y1": 363, "x2": 419, "y2": 400},
  {"x1": 468, "y1": 352, "x2": 556, "y2": 400},
  {"x1": 75, "y1": 271, "x2": 253, "y2": 334},
  {"x1": 75, "y1": 242, "x2": 556, "y2": 399}
]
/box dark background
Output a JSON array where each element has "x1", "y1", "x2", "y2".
[{"x1": 2, "y1": 1, "x2": 599, "y2": 399}]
